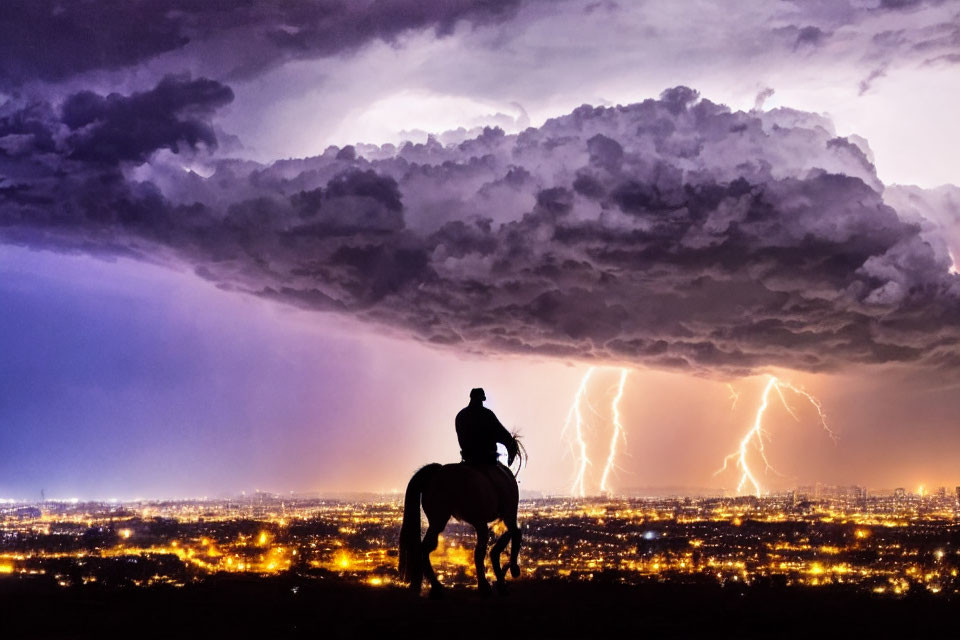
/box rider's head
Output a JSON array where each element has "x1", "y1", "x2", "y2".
[{"x1": 469, "y1": 388, "x2": 486, "y2": 403}]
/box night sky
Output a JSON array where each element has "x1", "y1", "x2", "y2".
[{"x1": 1, "y1": 0, "x2": 959, "y2": 500}]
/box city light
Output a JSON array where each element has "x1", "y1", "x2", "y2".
[{"x1": 3, "y1": 487, "x2": 958, "y2": 597}]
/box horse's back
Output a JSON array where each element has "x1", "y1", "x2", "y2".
[{"x1": 421, "y1": 463, "x2": 517, "y2": 527}]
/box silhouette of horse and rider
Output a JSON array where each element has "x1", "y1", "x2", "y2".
[{"x1": 398, "y1": 388, "x2": 526, "y2": 597}]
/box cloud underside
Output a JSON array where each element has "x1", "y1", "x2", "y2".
[
  {"x1": 0, "y1": 0, "x2": 529, "y2": 88},
  {"x1": 1, "y1": 81, "x2": 958, "y2": 375},
  {"x1": 2, "y1": 0, "x2": 958, "y2": 88}
]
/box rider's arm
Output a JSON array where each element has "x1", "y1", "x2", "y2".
[{"x1": 488, "y1": 410, "x2": 518, "y2": 463}]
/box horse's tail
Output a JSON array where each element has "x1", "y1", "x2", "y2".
[{"x1": 398, "y1": 463, "x2": 442, "y2": 586}]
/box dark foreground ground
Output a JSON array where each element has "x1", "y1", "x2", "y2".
[{"x1": 3, "y1": 575, "x2": 960, "y2": 639}]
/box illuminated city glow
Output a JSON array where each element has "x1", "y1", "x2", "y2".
[
  {"x1": 599, "y1": 369, "x2": 630, "y2": 496},
  {"x1": 716, "y1": 375, "x2": 837, "y2": 497},
  {"x1": 3, "y1": 490, "x2": 959, "y2": 597},
  {"x1": 563, "y1": 367, "x2": 596, "y2": 498}
]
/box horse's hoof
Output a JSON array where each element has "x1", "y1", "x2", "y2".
[
  {"x1": 478, "y1": 581, "x2": 493, "y2": 597},
  {"x1": 429, "y1": 585, "x2": 445, "y2": 600},
  {"x1": 509, "y1": 563, "x2": 521, "y2": 578},
  {"x1": 496, "y1": 581, "x2": 509, "y2": 597}
]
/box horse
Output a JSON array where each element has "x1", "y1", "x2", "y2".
[{"x1": 398, "y1": 435, "x2": 526, "y2": 597}]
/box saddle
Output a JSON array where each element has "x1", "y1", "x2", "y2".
[{"x1": 460, "y1": 459, "x2": 515, "y2": 506}]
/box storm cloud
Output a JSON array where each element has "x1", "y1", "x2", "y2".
[
  {"x1": 0, "y1": 0, "x2": 531, "y2": 88},
  {"x1": 3, "y1": 0, "x2": 957, "y2": 92},
  {"x1": 1, "y1": 81, "x2": 959, "y2": 375}
]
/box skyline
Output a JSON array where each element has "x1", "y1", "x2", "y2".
[
  {"x1": 2, "y1": 0, "x2": 960, "y2": 502},
  {"x1": 1, "y1": 482, "x2": 954, "y2": 504}
]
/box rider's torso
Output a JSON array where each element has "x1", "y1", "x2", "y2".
[{"x1": 455, "y1": 404, "x2": 502, "y2": 462}]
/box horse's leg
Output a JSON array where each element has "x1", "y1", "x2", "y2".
[
  {"x1": 473, "y1": 525, "x2": 492, "y2": 596},
  {"x1": 489, "y1": 528, "x2": 511, "y2": 583},
  {"x1": 503, "y1": 512, "x2": 522, "y2": 578},
  {"x1": 421, "y1": 516, "x2": 448, "y2": 599}
]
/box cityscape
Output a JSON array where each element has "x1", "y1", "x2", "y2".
[{"x1": 4, "y1": 486, "x2": 960, "y2": 597}]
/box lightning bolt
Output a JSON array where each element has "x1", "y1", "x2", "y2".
[
  {"x1": 715, "y1": 375, "x2": 835, "y2": 497},
  {"x1": 599, "y1": 369, "x2": 629, "y2": 496},
  {"x1": 727, "y1": 383, "x2": 740, "y2": 410},
  {"x1": 562, "y1": 367, "x2": 595, "y2": 497}
]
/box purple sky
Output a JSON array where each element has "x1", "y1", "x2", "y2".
[{"x1": 1, "y1": 0, "x2": 960, "y2": 500}]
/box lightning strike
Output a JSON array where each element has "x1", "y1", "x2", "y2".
[
  {"x1": 715, "y1": 375, "x2": 835, "y2": 497},
  {"x1": 599, "y1": 369, "x2": 629, "y2": 495},
  {"x1": 562, "y1": 367, "x2": 596, "y2": 497},
  {"x1": 727, "y1": 384, "x2": 740, "y2": 410}
]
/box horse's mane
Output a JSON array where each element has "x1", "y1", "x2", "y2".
[{"x1": 508, "y1": 430, "x2": 528, "y2": 477}]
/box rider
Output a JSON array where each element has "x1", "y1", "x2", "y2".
[{"x1": 456, "y1": 388, "x2": 517, "y2": 467}]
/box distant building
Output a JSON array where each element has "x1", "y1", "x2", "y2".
[
  {"x1": 13, "y1": 506, "x2": 41, "y2": 519},
  {"x1": 894, "y1": 488, "x2": 906, "y2": 499},
  {"x1": 795, "y1": 485, "x2": 865, "y2": 504}
]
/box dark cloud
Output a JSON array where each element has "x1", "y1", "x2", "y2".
[
  {"x1": 0, "y1": 0, "x2": 532, "y2": 89},
  {"x1": 0, "y1": 1, "x2": 189, "y2": 86},
  {"x1": 795, "y1": 25, "x2": 827, "y2": 48},
  {"x1": 878, "y1": 0, "x2": 925, "y2": 9},
  {"x1": 62, "y1": 76, "x2": 234, "y2": 165},
  {"x1": 0, "y1": 75, "x2": 231, "y2": 170},
  {"x1": 858, "y1": 65, "x2": 888, "y2": 95},
  {"x1": 2, "y1": 85, "x2": 959, "y2": 375}
]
